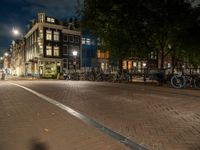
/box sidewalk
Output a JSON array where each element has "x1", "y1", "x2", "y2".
[{"x1": 0, "y1": 82, "x2": 128, "y2": 150}]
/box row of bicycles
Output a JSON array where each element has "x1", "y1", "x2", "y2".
[
  {"x1": 62, "y1": 70, "x2": 200, "y2": 89},
  {"x1": 170, "y1": 73, "x2": 200, "y2": 89},
  {"x1": 148, "y1": 70, "x2": 200, "y2": 89},
  {"x1": 63, "y1": 71, "x2": 131, "y2": 82}
]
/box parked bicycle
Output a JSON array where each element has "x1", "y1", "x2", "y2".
[{"x1": 170, "y1": 73, "x2": 200, "y2": 89}]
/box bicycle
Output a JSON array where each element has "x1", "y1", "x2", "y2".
[
  {"x1": 183, "y1": 74, "x2": 200, "y2": 89},
  {"x1": 170, "y1": 72, "x2": 186, "y2": 88}
]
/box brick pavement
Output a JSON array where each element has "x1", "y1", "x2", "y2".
[
  {"x1": 0, "y1": 81, "x2": 128, "y2": 150},
  {"x1": 12, "y1": 80, "x2": 200, "y2": 150}
]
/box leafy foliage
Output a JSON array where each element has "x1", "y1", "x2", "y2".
[{"x1": 78, "y1": 0, "x2": 200, "y2": 68}]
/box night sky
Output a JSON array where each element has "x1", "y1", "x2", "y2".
[{"x1": 0, "y1": 0, "x2": 79, "y2": 55}]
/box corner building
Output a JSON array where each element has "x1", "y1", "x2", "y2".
[{"x1": 25, "y1": 13, "x2": 81, "y2": 78}]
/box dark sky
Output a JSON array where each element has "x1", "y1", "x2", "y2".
[{"x1": 0, "y1": 0, "x2": 80, "y2": 55}]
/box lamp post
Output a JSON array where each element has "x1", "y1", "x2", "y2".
[{"x1": 72, "y1": 50, "x2": 78, "y2": 72}]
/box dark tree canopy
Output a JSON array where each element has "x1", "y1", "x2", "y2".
[{"x1": 78, "y1": 0, "x2": 200, "y2": 68}]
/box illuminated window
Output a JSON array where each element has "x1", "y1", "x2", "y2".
[
  {"x1": 123, "y1": 61, "x2": 127, "y2": 69},
  {"x1": 101, "y1": 52, "x2": 105, "y2": 59},
  {"x1": 86, "y1": 38, "x2": 91, "y2": 45},
  {"x1": 47, "y1": 17, "x2": 51, "y2": 22},
  {"x1": 51, "y1": 18, "x2": 55, "y2": 23},
  {"x1": 39, "y1": 29, "x2": 43, "y2": 38},
  {"x1": 46, "y1": 30, "x2": 52, "y2": 40},
  {"x1": 133, "y1": 62, "x2": 137, "y2": 67},
  {"x1": 54, "y1": 46, "x2": 59, "y2": 56},
  {"x1": 47, "y1": 17, "x2": 55, "y2": 23},
  {"x1": 46, "y1": 45, "x2": 52, "y2": 56},
  {"x1": 97, "y1": 50, "x2": 101, "y2": 58},
  {"x1": 106, "y1": 51, "x2": 109, "y2": 59},
  {"x1": 128, "y1": 61, "x2": 132, "y2": 69},
  {"x1": 82, "y1": 38, "x2": 86, "y2": 44},
  {"x1": 54, "y1": 31, "x2": 59, "y2": 41},
  {"x1": 101, "y1": 63, "x2": 105, "y2": 70}
]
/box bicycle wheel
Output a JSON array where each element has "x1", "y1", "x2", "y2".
[
  {"x1": 194, "y1": 78, "x2": 200, "y2": 89},
  {"x1": 171, "y1": 75, "x2": 186, "y2": 88}
]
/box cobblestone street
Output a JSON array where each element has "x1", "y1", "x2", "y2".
[
  {"x1": 0, "y1": 81, "x2": 128, "y2": 150},
  {"x1": 1, "y1": 80, "x2": 200, "y2": 150}
]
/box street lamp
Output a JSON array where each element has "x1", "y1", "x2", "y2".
[
  {"x1": 4, "y1": 52, "x2": 9, "y2": 57},
  {"x1": 12, "y1": 28, "x2": 20, "y2": 36},
  {"x1": 72, "y1": 50, "x2": 78, "y2": 72}
]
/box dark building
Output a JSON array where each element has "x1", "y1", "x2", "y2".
[{"x1": 81, "y1": 32, "x2": 97, "y2": 68}]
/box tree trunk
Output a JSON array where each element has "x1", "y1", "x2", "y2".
[
  {"x1": 160, "y1": 52, "x2": 164, "y2": 69},
  {"x1": 118, "y1": 59, "x2": 123, "y2": 74}
]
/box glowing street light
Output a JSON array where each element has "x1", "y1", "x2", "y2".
[
  {"x1": 72, "y1": 50, "x2": 78, "y2": 72},
  {"x1": 72, "y1": 50, "x2": 78, "y2": 56},
  {"x1": 0, "y1": 57, "x2": 3, "y2": 60},
  {"x1": 4, "y1": 52, "x2": 9, "y2": 57},
  {"x1": 12, "y1": 28, "x2": 20, "y2": 36}
]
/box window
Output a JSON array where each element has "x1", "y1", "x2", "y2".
[
  {"x1": 46, "y1": 30, "x2": 52, "y2": 40},
  {"x1": 63, "y1": 34, "x2": 68, "y2": 42},
  {"x1": 69, "y1": 35, "x2": 74, "y2": 42},
  {"x1": 39, "y1": 29, "x2": 43, "y2": 38},
  {"x1": 128, "y1": 61, "x2": 132, "y2": 69},
  {"x1": 123, "y1": 61, "x2": 127, "y2": 69},
  {"x1": 75, "y1": 36, "x2": 80, "y2": 43},
  {"x1": 106, "y1": 51, "x2": 109, "y2": 59},
  {"x1": 69, "y1": 45, "x2": 74, "y2": 56},
  {"x1": 47, "y1": 17, "x2": 55, "y2": 23},
  {"x1": 39, "y1": 14, "x2": 44, "y2": 22},
  {"x1": 46, "y1": 45, "x2": 52, "y2": 56},
  {"x1": 63, "y1": 46, "x2": 68, "y2": 55},
  {"x1": 54, "y1": 46, "x2": 59, "y2": 56},
  {"x1": 51, "y1": 18, "x2": 55, "y2": 23},
  {"x1": 86, "y1": 38, "x2": 91, "y2": 45},
  {"x1": 82, "y1": 38, "x2": 86, "y2": 44},
  {"x1": 47, "y1": 17, "x2": 51, "y2": 22},
  {"x1": 97, "y1": 50, "x2": 101, "y2": 58},
  {"x1": 54, "y1": 31, "x2": 59, "y2": 41}
]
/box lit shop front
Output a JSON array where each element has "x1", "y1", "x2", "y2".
[{"x1": 38, "y1": 58, "x2": 62, "y2": 78}]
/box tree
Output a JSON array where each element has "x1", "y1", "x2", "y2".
[{"x1": 78, "y1": 0, "x2": 200, "y2": 70}]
